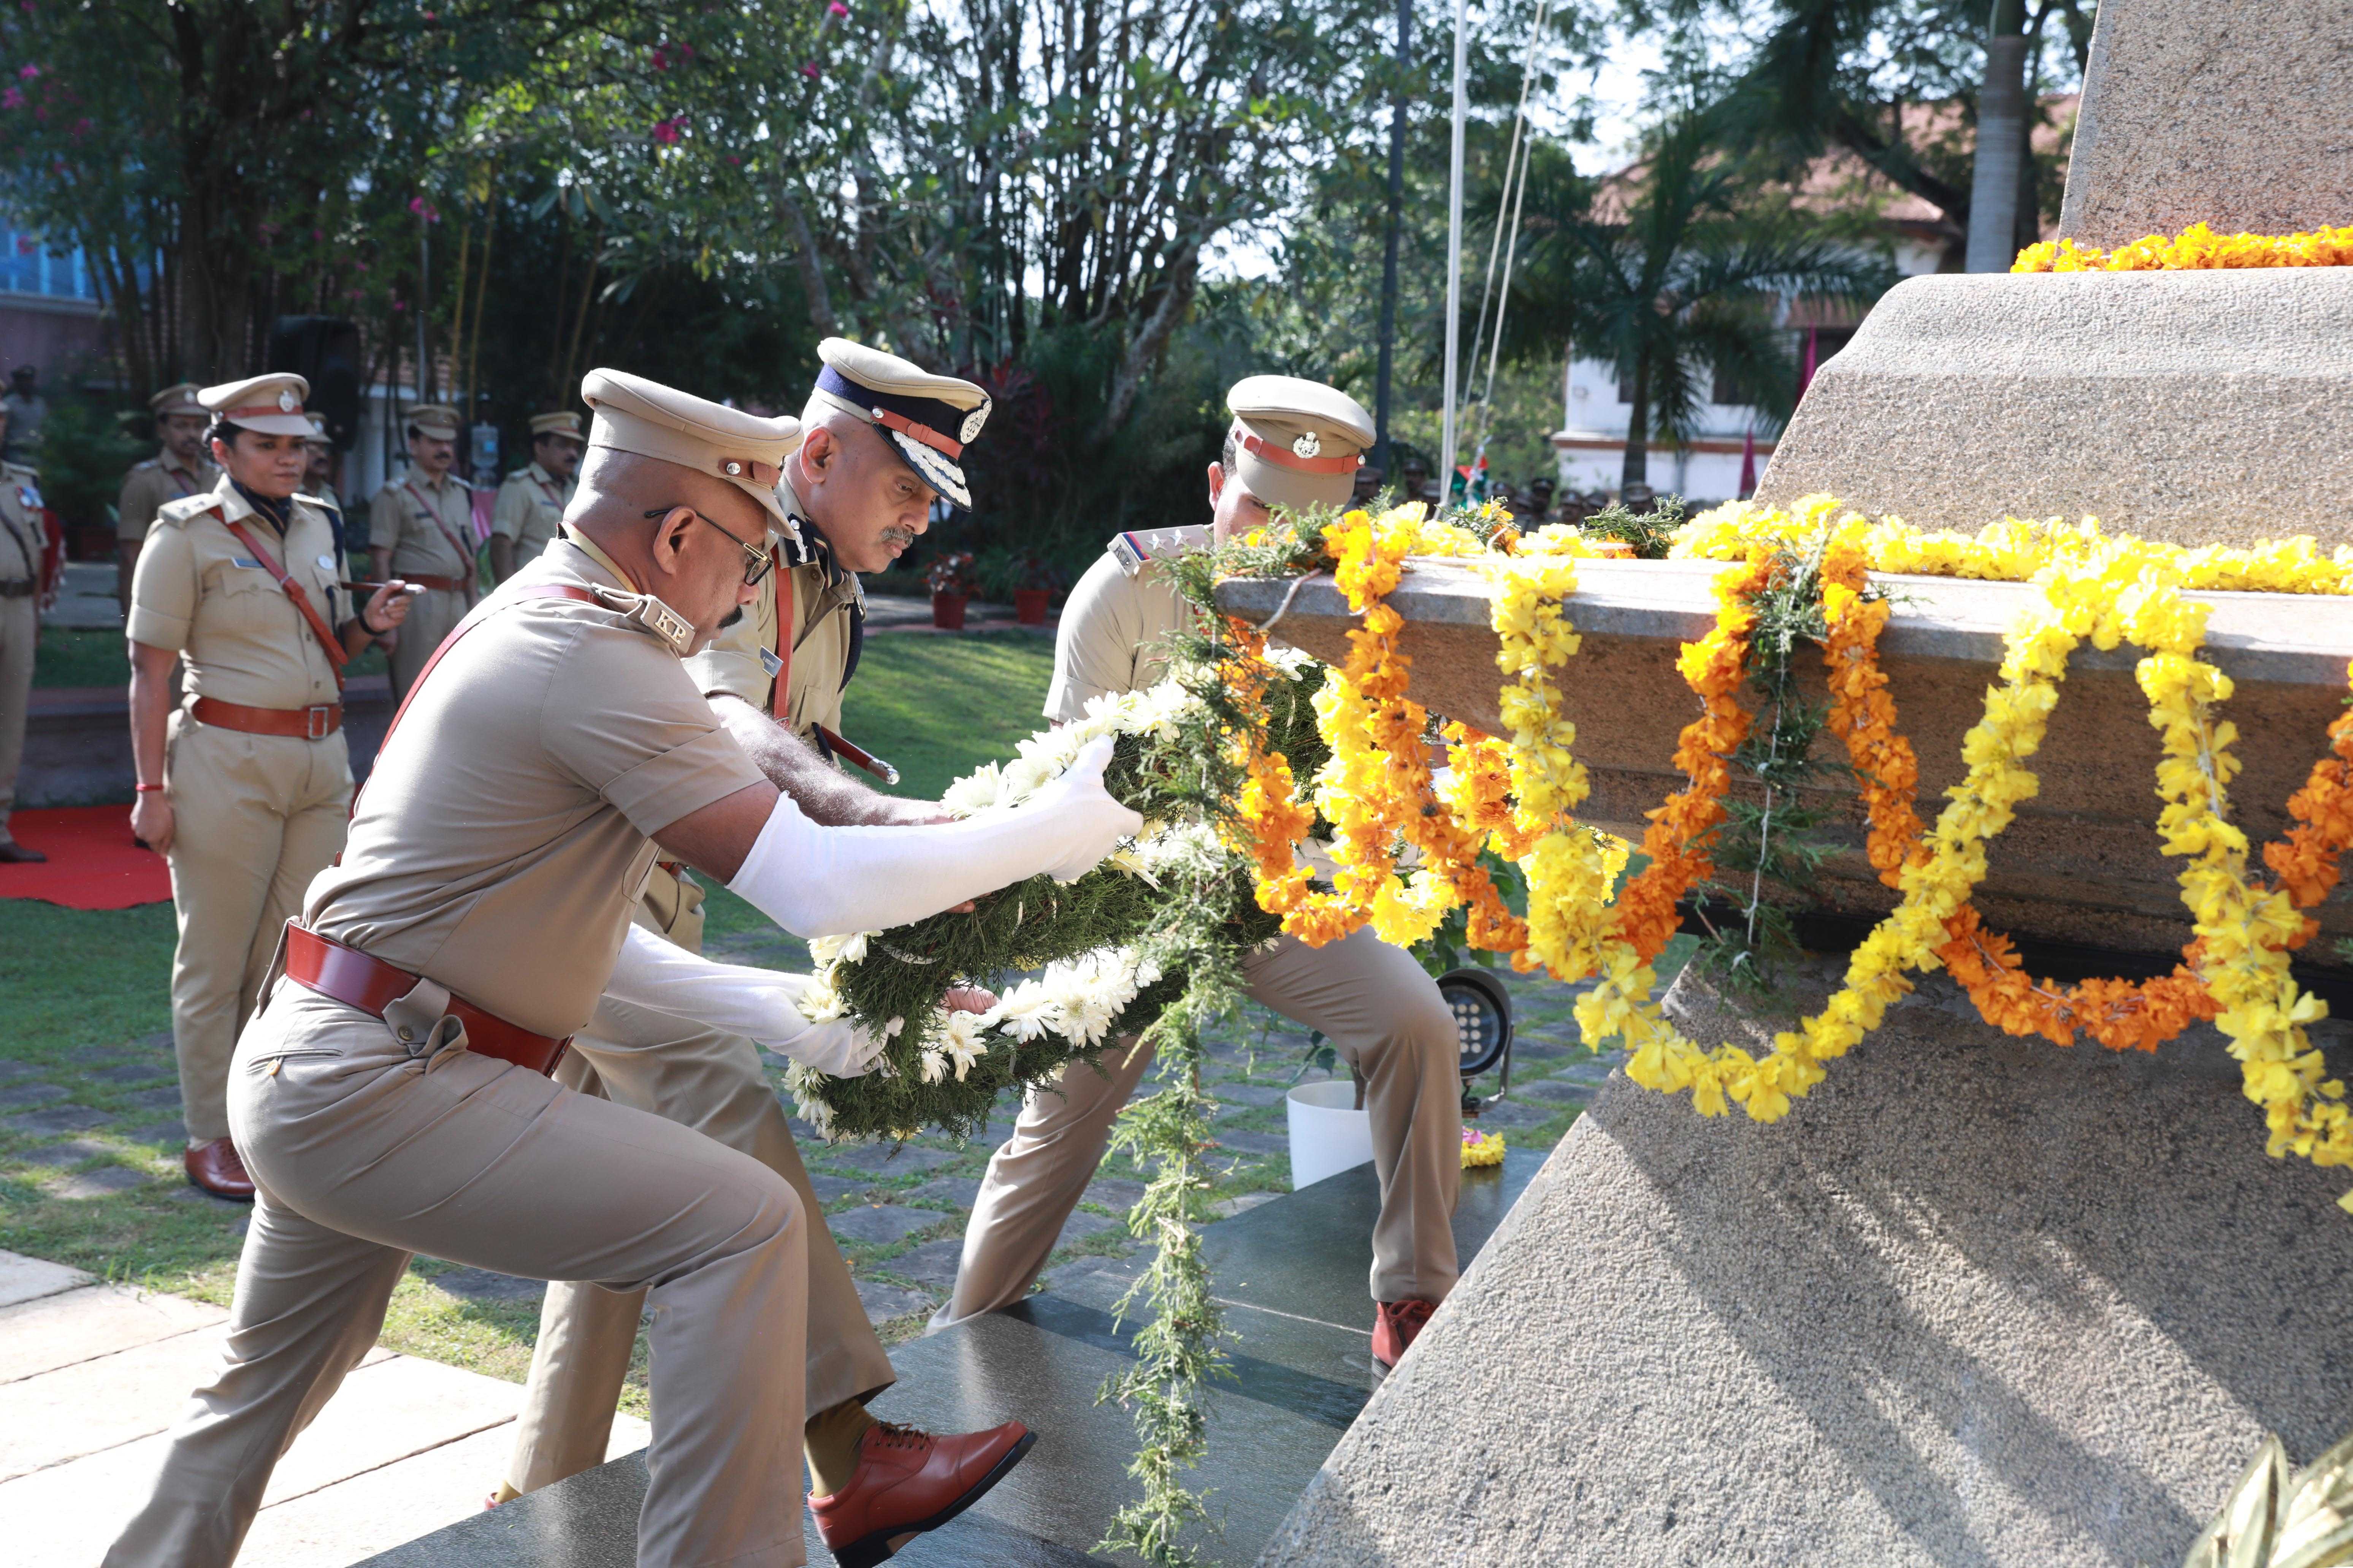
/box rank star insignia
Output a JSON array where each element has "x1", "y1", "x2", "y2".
[
  {"x1": 961, "y1": 399, "x2": 991, "y2": 445},
  {"x1": 278, "y1": 389, "x2": 299, "y2": 412},
  {"x1": 1292, "y1": 431, "x2": 1322, "y2": 459}
]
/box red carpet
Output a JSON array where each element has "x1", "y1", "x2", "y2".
[{"x1": 0, "y1": 805, "x2": 173, "y2": 910}]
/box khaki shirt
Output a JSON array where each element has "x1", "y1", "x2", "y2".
[
  {"x1": 686, "y1": 473, "x2": 856, "y2": 740},
  {"x1": 304, "y1": 539, "x2": 764, "y2": 1039},
  {"x1": 490, "y1": 462, "x2": 571, "y2": 569},
  {"x1": 128, "y1": 474, "x2": 346, "y2": 711},
  {"x1": 117, "y1": 452, "x2": 217, "y2": 543},
  {"x1": 369, "y1": 471, "x2": 476, "y2": 584},
  {"x1": 0, "y1": 462, "x2": 43, "y2": 584},
  {"x1": 1044, "y1": 548, "x2": 1194, "y2": 721}
]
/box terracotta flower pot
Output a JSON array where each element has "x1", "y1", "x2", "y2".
[
  {"x1": 1013, "y1": 588, "x2": 1051, "y2": 626},
  {"x1": 931, "y1": 592, "x2": 969, "y2": 630}
]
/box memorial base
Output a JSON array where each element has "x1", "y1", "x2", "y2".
[{"x1": 1258, "y1": 962, "x2": 2353, "y2": 1568}]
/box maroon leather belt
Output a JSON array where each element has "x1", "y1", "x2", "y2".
[
  {"x1": 282, "y1": 922, "x2": 570, "y2": 1075},
  {"x1": 403, "y1": 573, "x2": 469, "y2": 592},
  {"x1": 193, "y1": 695, "x2": 343, "y2": 738},
  {"x1": 0, "y1": 579, "x2": 33, "y2": 599}
]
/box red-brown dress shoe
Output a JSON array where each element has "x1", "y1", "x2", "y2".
[
  {"x1": 0, "y1": 839, "x2": 46, "y2": 863},
  {"x1": 1372, "y1": 1297, "x2": 1437, "y2": 1370},
  {"x1": 808, "y1": 1419, "x2": 1035, "y2": 1568},
  {"x1": 184, "y1": 1138, "x2": 255, "y2": 1201}
]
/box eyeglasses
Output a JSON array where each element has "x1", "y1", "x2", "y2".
[{"x1": 646, "y1": 505, "x2": 774, "y2": 587}]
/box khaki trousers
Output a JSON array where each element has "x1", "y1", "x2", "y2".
[
  {"x1": 0, "y1": 594, "x2": 32, "y2": 840},
  {"x1": 504, "y1": 868, "x2": 894, "y2": 1496},
  {"x1": 385, "y1": 584, "x2": 468, "y2": 703},
  {"x1": 941, "y1": 926, "x2": 1463, "y2": 1324},
  {"x1": 162, "y1": 713, "x2": 352, "y2": 1143},
  {"x1": 106, "y1": 983, "x2": 809, "y2": 1568}
]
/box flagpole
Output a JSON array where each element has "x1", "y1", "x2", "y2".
[{"x1": 1440, "y1": 0, "x2": 1468, "y2": 500}]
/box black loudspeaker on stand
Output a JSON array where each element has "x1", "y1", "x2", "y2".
[{"x1": 266, "y1": 316, "x2": 363, "y2": 451}]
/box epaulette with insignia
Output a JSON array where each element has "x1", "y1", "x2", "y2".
[
  {"x1": 1107, "y1": 525, "x2": 1210, "y2": 578},
  {"x1": 131, "y1": 457, "x2": 160, "y2": 472},
  {"x1": 154, "y1": 491, "x2": 219, "y2": 529}
]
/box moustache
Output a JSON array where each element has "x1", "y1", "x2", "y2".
[
  {"x1": 878, "y1": 527, "x2": 917, "y2": 548},
  {"x1": 720, "y1": 607, "x2": 744, "y2": 629}
]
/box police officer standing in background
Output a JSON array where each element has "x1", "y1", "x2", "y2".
[
  {"x1": 939, "y1": 375, "x2": 1467, "y2": 1371},
  {"x1": 487, "y1": 410, "x2": 583, "y2": 583},
  {"x1": 368, "y1": 403, "x2": 473, "y2": 700},
  {"x1": 125, "y1": 374, "x2": 415, "y2": 1199},
  {"x1": 117, "y1": 383, "x2": 218, "y2": 614},
  {"x1": 497, "y1": 343, "x2": 1035, "y2": 1568},
  {"x1": 301, "y1": 413, "x2": 350, "y2": 567},
  {"x1": 0, "y1": 401, "x2": 54, "y2": 863}
]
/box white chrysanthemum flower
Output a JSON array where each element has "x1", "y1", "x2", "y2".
[
  {"x1": 920, "y1": 1049, "x2": 948, "y2": 1085},
  {"x1": 997, "y1": 754, "x2": 1056, "y2": 806},
  {"x1": 940, "y1": 761, "x2": 1005, "y2": 818},
  {"x1": 993, "y1": 980, "x2": 1059, "y2": 1042},
  {"x1": 808, "y1": 931, "x2": 872, "y2": 968},
  {"x1": 939, "y1": 1008, "x2": 989, "y2": 1081},
  {"x1": 799, "y1": 971, "x2": 847, "y2": 1023}
]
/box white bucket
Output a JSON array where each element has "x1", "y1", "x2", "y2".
[{"x1": 1287, "y1": 1080, "x2": 1375, "y2": 1190}]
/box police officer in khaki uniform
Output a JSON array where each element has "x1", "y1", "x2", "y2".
[
  {"x1": 499, "y1": 344, "x2": 1033, "y2": 1566},
  {"x1": 368, "y1": 403, "x2": 474, "y2": 699},
  {"x1": 488, "y1": 410, "x2": 584, "y2": 582},
  {"x1": 0, "y1": 412, "x2": 53, "y2": 863},
  {"x1": 124, "y1": 375, "x2": 416, "y2": 1199},
  {"x1": 103, "y1": 367, "x2": 1137, "y2": 1568},
  {"x1": 117, "y1": 382, "x2": 219, "y2": 613},
  {"x1": 939, "y1": 376, "x2": 1468, "y2": 1369}
]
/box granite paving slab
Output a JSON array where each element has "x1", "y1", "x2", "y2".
[
  {"x1": 906, "y1": 1175, "x2": 984, "y2": 1209},
  {"x1": 1212, "y1": 1082, "x2": 1291, "y2": 1108},
  {"x1": 827, "y1": 1204, "x2": 948, "y2": 1248},
  {"x1": 128, "y1": 1120, "x2": 187, "y2": 1145},
  {"x1": 3, "y1": 1106, "x2": 112, "y2": 1137},
  {"x1": 817, "y1": 1142, "x2": 957, "y2": 1177},
  {"x1": 801, "y1": 1172, "x2": 870, "y2": 1203},
  {"x1": 1212, "y1": 1128, "x2": 1288, "y2": 1156},
  {"x1": 0, "y1": 1249, "x2": 93, "y2": 1309},
  {"x1": 1473, "y1": 1099, "x2": 1563, "y2": 1130},
  {"x1": 855, "y1": 1280, "x2": 938, "y2": 1326},
  {"x1": 84, "y1": 1062, "x2": 170, "y2": 1085},
  {"x1": 883, "y1": 1238, "x2": 968, "y2": 1291},
  {"x1": 20, "y1": 1137, "x2": 112, "y2": 1166},
  {"x1": 1517, "y1": 1077, "x2": 1587, "y2": 1104},
  {"x1": 0, "y1": 1060, "x2": 35, "y2": 1080},
  {"x1": 1078, "y1": 1177, "x2": 1145, "y2": 1212},
  {"x1": 0, "y1": 1283, "x2": 224, "y2": 1383},
  {"x1": 1050, "y1": 1211, "x2": 1123, "y2": 1250},
  {"x1": 123, "y1": 1086, "x2": 183, "y2": 1110},
  {"x1": 51, "y1": 1166, "x2": 155, "y2": 1199},
  {"x1": 0, "y1": 1082, "x2": 68, "y2": 1110}
]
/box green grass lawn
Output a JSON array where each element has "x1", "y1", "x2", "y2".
[{"x1": 34, "y1": 624, "x2": 388, "y2": 689}]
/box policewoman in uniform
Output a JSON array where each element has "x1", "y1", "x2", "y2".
[
  {"x1": 939, "y1": 376, "x2": 1468, "y2": 1370},
  {"x1": 124, "y1": 375, "x2": 416, "y2": 1199},
  {"x1": 0, "y1": 413, "x2": 54, "y2": 864},
  {"x1": 103, "y1": 368, "x2": 1137, "y2": 1568},
  {"x1": 367, "y1": 402, "x2": 473, "y2": 700},
  {"x1": 499, "y1": 344, "x2": 1032, "y2": 1567},
  {"x1": 117, "y1": 382, "x2": 218, "y2": 613},
  {"x1": 488, "y1": 409, "x2": 583, "y2": 582}
]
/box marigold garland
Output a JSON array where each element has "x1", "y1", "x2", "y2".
[
  {"x1": 2013, "y1": 222, "x2": 2353, "y2": 274},
  {"x1": 1223, "y1": 491, "x2": 2353, "y2": 1209}
]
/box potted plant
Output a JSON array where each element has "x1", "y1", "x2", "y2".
[
  {"x1": 926, "y1": 550, "x2": 976, "y2": 629},
  {"x1": 1010, "y1": 555, "x2": 1066, "y2": 626}
]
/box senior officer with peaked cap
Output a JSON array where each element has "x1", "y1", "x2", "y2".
[
  {"x1": 117, "y1": 381, "x2": 219, "y2": 613},
  {"x1": 368, "y1": 401, "x2": 474, "y2": 701},
  {"x1": 938, "y1": 375, "x2": 1467, "y2": 1371},
  {"x1": 105, "y1": 369, "x2": 1140, "y2": 1568},
  {"x1": 489, "y1": 410, "x2": 585, "y2": 582},
  {"x1": 496, "y1": 342, "x2": 1029, "y2": 1568},
  {"x1": 124, "y1": 375, "x2": 415, "y2": 1199}
]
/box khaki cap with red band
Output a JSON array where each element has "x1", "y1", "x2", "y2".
[
  {"x1": 529, "y1": 410, "x2": 584, "y2": 442},
  {"x1": 404, "y1": 404, "x2": 461, "y2": 441},
  {"x1": 198, "y1": 373, "x2": 316, "y2": 438},
  {"x1": 149, "y1": 382, "x2": 207, "y2": 419},
  {"x1": 580, "y1": 367, "x2": 803, "y2": 531},
  {"x1": 804, "y1": 337, "x2": 991, "y2": 509},
  {"x1": 1226, "y1": 374, "x2": 1376, "y2": 514}
]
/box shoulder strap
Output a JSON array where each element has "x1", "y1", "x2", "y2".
[
  {"x1": 218, "y1": 512, "x2": 350, "y2": 692},
  {"x1": 406, "y1": 479, "x2": 477, "y2": 571},
  {"x1": 770, "y1": 570, "x2": 794, "y2": 722},
  {"x1": 351, "y1": 583, "x2": 601, "y2": 822}
]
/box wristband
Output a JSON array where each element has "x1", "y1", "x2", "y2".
[{"x1": 135, "y1": 782, "x2": 166, "y2": 793}]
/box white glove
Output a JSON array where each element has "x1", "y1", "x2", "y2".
[
  {"x1": 728, "y1": 735, "x2": 1144, "y2": 936},
  {"x1": 603, "y1": 925, "x2": 885, "y2": 1076}
]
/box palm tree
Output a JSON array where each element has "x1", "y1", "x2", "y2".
[{"x1": 1503, "y1": 105, "x2": 1899, "y2": 494}]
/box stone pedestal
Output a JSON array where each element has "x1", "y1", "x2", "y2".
[{"x1": 1257, "y1": 965, "x2": 2353, "y2": 1567}]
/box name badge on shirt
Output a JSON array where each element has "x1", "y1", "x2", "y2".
[
  {"x1": 759, "y1": 646, "x2": 784, "y2": 677},
  {"x1": 230, "y1": 557, "x2": 265, "y2": 571},
  {"x1": 16, "y1": 483, "x2": 40, "y2": 512}
]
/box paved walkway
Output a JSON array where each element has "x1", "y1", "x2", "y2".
[{"x1": 0, "y1": 1248, "x2": 647, "y2": 1567}]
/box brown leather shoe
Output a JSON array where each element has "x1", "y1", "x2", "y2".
[
  {"x1": 0, "y1": 838, "x2": 46, "y2": 863},
  {"x1": 808, "y1": 1419, "x2": 1035, "y2": 1568},
  {"x1": 184, "y1": 1138, "x2": 255, "y2": 1201},
  {"x1": 1372, "y1": 1297, "x2": 1437, "y2": 1370}
]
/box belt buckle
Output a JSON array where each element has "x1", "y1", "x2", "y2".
[{"x1": 305, "y1": 703, "x2": 332, "y2": 739}]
